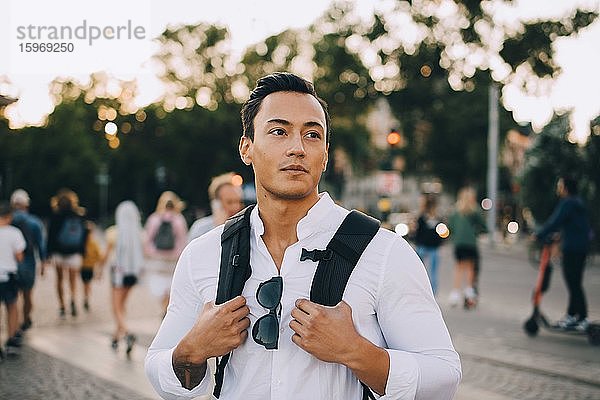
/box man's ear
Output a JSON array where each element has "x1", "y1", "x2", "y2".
[
  {"x1": 239, "y1": 136, "x2": 252, "y2": 166},
  {"x1": 322, "y1": 144, "x2": 329, "y2": 172}
]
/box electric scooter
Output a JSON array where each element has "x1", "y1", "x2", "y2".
[{"x1": 523, "y1": 242, "x2": 600, "y2": 345}]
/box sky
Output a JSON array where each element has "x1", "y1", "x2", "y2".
[{"x1": 1, "y1": 0, "x2": 599, "y2": 143}]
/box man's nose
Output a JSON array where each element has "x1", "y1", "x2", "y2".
[{"x1": 286, "y1": 132, "x2": 306, "y2": 157}]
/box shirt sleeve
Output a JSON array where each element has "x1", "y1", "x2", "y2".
[
  {"x1": 174, "y1": 214, "x2": 189, "y2": 257},
  {"x1": 13, "y1": 229, "x2": 26, "y2": 254},
  {"x1": 537, "y1": 200, "x2": 569, "y2": 241},
  {"x1": 34, "y1": 218, "x2": 48, "y2": 261},
  {"x1": 144, "y1": 246, "x2": 213, "y2": 399},
  {"x1": 376, "y1": 237, "x2": 461, "y2": 400}
]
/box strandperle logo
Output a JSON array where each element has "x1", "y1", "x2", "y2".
[{"x1": 15, "y1": 20, "x2": 146, "y2": 46}]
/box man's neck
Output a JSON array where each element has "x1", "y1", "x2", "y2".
[
  {"x1": 256, "y1": 191, "x2": 320, "y2": 269},
  {"x1": 259, "y1": 194, "x2": 319, "y2": 239}
]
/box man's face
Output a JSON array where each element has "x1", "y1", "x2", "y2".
[
  {"x1": 240, "y1": 91, "x2": 328, "y2": 201},
  {"x1": 217, "y1": 184, "x2": 244, "y2": 217}
]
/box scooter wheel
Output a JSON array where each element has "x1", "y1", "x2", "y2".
[
  {"x1": 588, "y1": 323, "x2": 600, "y2": 346},
  {"x1": 524, "y1": 317, "x2": 539, "y2": 336}
]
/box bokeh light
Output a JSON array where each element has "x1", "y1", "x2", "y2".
[
  {"x1": 507, "y1": 221, "x2": 519, "y2": 234},
  {"x1": 481, "y1": 198, "x2": 493, "y2": 211}
]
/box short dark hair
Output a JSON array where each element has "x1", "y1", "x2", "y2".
[
  {"x1": 561, "y1": 176, "x2": 579, "y2": 195},
  {"x1": 0, "y1": 201, "x2": 12, "y2": 217},
  {"x1": 240, "y1": 72, "x2": 330, "y2": 142}
]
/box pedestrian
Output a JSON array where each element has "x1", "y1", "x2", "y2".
[
  {"x1": 414, "y1": 193, "x2": 444, "y2": 295},
  {"x1": 10, "y1": 189, "x2": 47, "y2": 331},
  {"x1": 534, "y1": 176, "x2": 592, "y2": 331},
  {"x1": 43, "y1": 189, "x2": 88, "y2": 318},
  {"x1": 80, "y1": 220, "x2": 103, "y2": 312},
  {"x1": 447, "y1": 186, "x2": 486, "y2": 308},
  {"x1": 145, "y1": 72, "x2": 460, "y2": 399},
  {"x1": 103, "y1": 201, "x2": 145, "y2": 354},
  {"x1": 0, "y1": 202, "x2": 26, "y2": 358},
  {"x1": 143, "y1": 191, "x2": 188, "y2": 315},
  {"x1": 188, "y1": 172, "x2": 245, "y2": 242}
]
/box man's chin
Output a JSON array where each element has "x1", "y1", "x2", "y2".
[{"x1": 268, "y1": 185, "x2": 317, "y2": 201}]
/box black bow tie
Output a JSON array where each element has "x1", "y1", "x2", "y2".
[{"x1": 300, "y1": 248, "x2": 333, "y2": 262}]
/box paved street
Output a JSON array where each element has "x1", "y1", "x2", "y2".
[{"x1": 1, "y1": 237, "x2": 599, "y2": 400}]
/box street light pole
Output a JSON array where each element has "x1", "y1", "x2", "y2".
[{"x1": 487, "y1": 84, "x2": 499, "y2": 246}]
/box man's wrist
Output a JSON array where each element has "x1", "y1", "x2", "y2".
[
  {"x1": 173, "y1": 338, "x2": 209, "y2": 366},
  {"x1": 171, "y1": 345, "x2": 208, "y2": 391}
]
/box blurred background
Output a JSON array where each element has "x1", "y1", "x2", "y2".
[{"x1": 0, "y1": 0, "x2": 598, "y2": 247}]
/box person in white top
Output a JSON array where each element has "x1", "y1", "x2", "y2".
[
  {"x1": 0, "y1": 202, "x2": 26, "y2": 356},
  {"x1": 103, "y1": 200, "x2": 145, "y2": 354},
  {"x1": 145, "y1": 72, "x2": 461, "y2": 399}
]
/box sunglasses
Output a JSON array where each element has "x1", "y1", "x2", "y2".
[{"x1": 252, "y1": 276, "x2": 283, "y2": 350}]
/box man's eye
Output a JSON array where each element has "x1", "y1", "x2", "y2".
[
  {"x1": 305, "y1": 131, "x2": 321, "y2": 139},
  {"x1": 270, "y1": 128, "x2": 286, "y2": 136}
]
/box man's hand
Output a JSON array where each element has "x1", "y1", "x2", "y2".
[
  {"x1": 290, "y1": 299, "x2": 390, "y2": 396},
  {"x1": 174, "y1": 296, "x2": 250, "y2": 365},
  {"x1": 172, "y1": 296, "x2": 250, "y2": 390},
  {"x1": 289, "y1": 299, "x2": 361, "y2": 364}
]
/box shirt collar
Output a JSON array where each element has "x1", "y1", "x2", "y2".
[{"x1": 250, "y1": 192, "x2": 340, "y2": 241}]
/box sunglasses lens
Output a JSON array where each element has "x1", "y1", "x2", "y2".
[
  {"x1": 252, "y1": 314, "x2": 279, "y2": 349},
  {"x1": 257, "y1": 278, "x2": 282, "y2": 309}
]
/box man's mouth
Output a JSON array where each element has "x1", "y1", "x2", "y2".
[{"x1": 281, "y1": 164, "x2": 308, "y2": 173}]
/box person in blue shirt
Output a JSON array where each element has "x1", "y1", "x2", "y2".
[
  {"x1": 535, "y1": 176, "x2": 592, "y2": 331},
  {"x1": 10, "y1": 189, "x2": 47, "y2": 332}
]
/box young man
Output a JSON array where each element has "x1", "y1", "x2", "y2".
[
  {"x1": 535, "y1": 176, "x2": 592, "y2": 331},
  {"x1": 10, "y1": 189, "x2": 47, "y2": 331},
  {"x1": 0, "y1": 202, "x2": 26, "y2": 357},
  {"x1": 188, "y1": 172, "x2": 245, "y2": 242},
  {"x1": 145, "y1": 73, "x2": 461, "y2": 399}
]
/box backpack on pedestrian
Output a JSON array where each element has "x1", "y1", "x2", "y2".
[
  {"x1": 153, "y1": 219, "x2": 175, "y2": 250},
  {"x1": 57, "y1": 216, "x2": 85, "y2": 252},
  {"x1": 213, "y1": 205, "x2": 379, "y2": 400}
]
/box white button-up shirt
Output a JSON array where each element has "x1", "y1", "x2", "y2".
[{"x1": 145, "y1": 193, "x2": 461, "y2": 399}]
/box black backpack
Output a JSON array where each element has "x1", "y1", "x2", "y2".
[
  {"x1": 154, "y1": 220, "x2": 175, "y2": 250},
  {"x1": 213, "y1": 205, "x2": 380, "y2": 400},
  {"x1": 56, "y1": 216, "x2": 85, "y2": 252}
]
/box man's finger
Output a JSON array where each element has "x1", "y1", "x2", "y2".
[
  {"x1": 295, "y1": 298, "x2": 320, "y2": 315},
  {"x1": 232, "y1": 305, "x2": 250, "y2": 321},
  {"x1": 290, "y1": 307, "x2": 309, "y2": 324},
  {"x1": 237, "y1": 317, "x2": 251, "y2": 331},
  {"x1": 291, "y1": 333, "x2": 304, "y2": 348},
  {"x1": 289, "y1": 319, "x2": 306, "y2": 336},
  {"x1": 224, "y1": 295, "x2": 246, "y2": 311}
]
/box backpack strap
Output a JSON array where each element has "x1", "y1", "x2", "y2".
[
  {"x1": 310, "y1": 210, "x2": 380, "y2": 306},
  {"x1": 310, "y1": 210, "x2": 380, "y2": 400},
  {"x1": 213, "y1": 204, "x2": 255, "y2": 398}
]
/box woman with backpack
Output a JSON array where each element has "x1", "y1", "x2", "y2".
[
  {"x1": 414, "y1": 193, "x2": 445, "y2": 296},
  {"x1": 143, "y1": 191, "x2": 188, "y2": 316},
  {"x1": 103, "y1": 201, "x2": 145, "y2": 354},
  {"x1": 43, "y1": 189, "x2": 88, "y2": 318}
]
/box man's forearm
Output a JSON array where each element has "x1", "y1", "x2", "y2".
[{"x1": 341, "y1": 336, "x2": 390, "y2": 395}]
